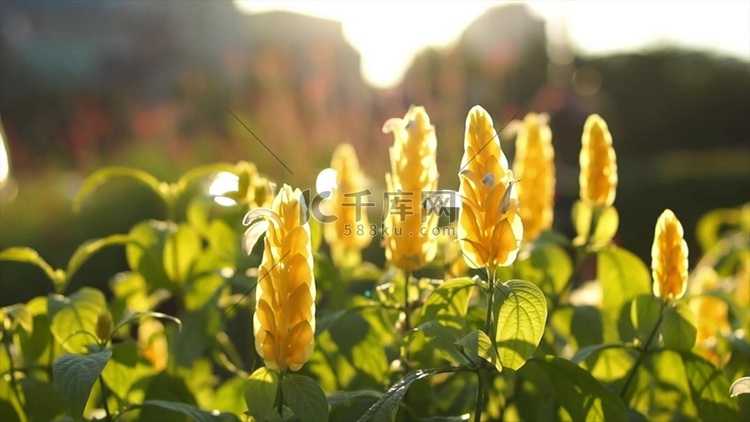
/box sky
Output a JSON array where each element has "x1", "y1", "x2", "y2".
[{"x1": 236, "y1": 1, "x2": 750, "y2": 88}]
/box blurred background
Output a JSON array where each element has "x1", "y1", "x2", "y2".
[{"x1": 1, "y1": 0, "x2": 748, "y2": 305}]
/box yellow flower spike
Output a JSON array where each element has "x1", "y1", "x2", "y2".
[
  {"x1": 458, "y1": 106, "x2": 523, "y2": 273},
  {"x1": 688, "y1": 266, "x2": 730, "y2": 364},
  {"x1": 382, "y1": 106, "x2": 439, "y2": 272},
  {"x1": 512, "y1": 113, "x2": 555, "y2": 242},
  {"x1": 579, "y1": 114, "x2": 617, "y2": 207},
  {"x1": 324, "y1": 144, "x2": 372, "y2": 254},
  {"x1": 651, "y1": 209, "x2": 689, "y2": 301},
  {"x1": 244, "y1": 184, "x2": 315, "y2": 372}
]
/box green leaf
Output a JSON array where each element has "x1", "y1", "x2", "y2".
[
  {"x1": 407, "y1": 321, "x2": 467, "y2": 366},
  {"x1": 73, "y1": 167, "x2": 163, "y2": 212},
  {"x1": 682, "y1": 353, "x2": 739, "y2": 420},
  {"x1": 598, "y1": 247, "x2": 650, "y2": 319},
  {"x1": 455, "y1": 329, "x2": 502, "y2": 372},
  {"x1": 591, "y1": 205, "x2": 619, "y2": 245},
  {"x1": 49, "y1": 288, "x2": 106, "y2": 353},
  {"x1": 126, "y1": 220, "x2": 173, "y2": 290},
  {"x1": 73, "y1": 167, "x2": 167, "y2": 212},
  {"x1": 52, "y1": 349, "x2": 113, "y2": 420},
  {"x1": 113, "y1": 311, "x2": 182, "y2": 335},
  {"x1": 282, "y1": 374, "x2": 329, "y2": 422},
  {"x1": 327, "y1": 390, "x2": 382, "y2": 405},
  {"x1": 419, "y1": 277, "x2": 476, "y2": 329},
  {"x1": 245, "y1": 367, "x2": 279, "y2": 421},
  {"x1": 2, "y1": 303, "x2": 32, "y2": 333},
  {"x1": 163, "y1": 224, "x2": 202, "y2": 285},
  {"x1": 630, "y1": 294, "x2": 662, "y2": 343},
  {"x1": 661, "y1": 302, "x2": 697, "y2": 351},
  {"x1": 357, "y1": 368, "x2": 448, "y2": 422},
  {"x1": 101, "y1": 342, "x2": 138, "y2": 399},
  {"x1": 523, "y1": 355, "x2": 627, "y2": 421},
  {"x1": 20, "y1": 376, "x2": 65, "y2": 422},
  {"x1": 515, "y1": 245, "x2": 572, "y2": 300},
  {"x1": 66, "y1": 234, "x2": 133, "y2": 284},
  {"x1": 174, "y1": 162, "x2": 235, "y2": 199},
  {"x1": 0, "y1": 247, "x2": 64, "y2": 289},
  {"x1": 571, "y1": 342, "x2": 628, "y2": 364},
  {"x1": 494, "y1": 279, "x2": 547, "y2": 371},
  {"x1": 134, "y1": 400, "x2": 240, "y2": 422},
  {"x1": 730, "y1": 377, "x2": 750, "y2": 397}
]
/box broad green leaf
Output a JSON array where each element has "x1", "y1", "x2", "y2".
[
  {"x1": 406, "y1": 321, "x2": 467, "y2": 366},
  {"x1": 0, "y1": 247, "x2": 64, "y2": 289},
  {"x1": 20, "y1": 376, "x2": 65, "y2": 422},
  {"x1": 18, "y1": 296, "x2": 54, "y2": 365},
  {"x1": 1, "y1": 303, "x2": 32, "y2": 333},
  {"x1": 357, "y1": 368, "x2": 448, "y2": 422},
  {"x1": 661, "y1": 302, "x2": 697, "y2": 351},
  {"x1": 66, "y1": 234, "x2": 133, "y2": 284},
  {"x1": 113, "y1": 311, "x2": 182, "y2": 335},
  {"x1": 597, "y1": 247, "x2": 650, "y2": 319},
  {"x1": 52, "y1": 349, "x2": 113, "y2": 420},
  {"x1": 213, "y1": 377, "x2": 248, "y2": 417},
  {"x1": 101, "y1": 342, "x2": 138, "y2": 399},
  {"x1": 572, "y1": 200, "x2": 593, "y2": 245},
  {"x1": 327, "y1": 389, "x2": 382, "y2": 405},
  {"x1": 628, "y1": 351, "x2": 738, "y2": 420},
  {"x1": 163, "y1": 224, "x2": 202, "y2": 285},
  {"x1": 591, "y1": 205, "x2": 619, "y2": 246},
  {"x1": 571, "y1": 342, "x2": 628, "y2": 364},
  {"x1": 515, "y1": 245, "x2": 572, "y2": 300},
  {"x1": 494, "y1": 279, "x2": 547, "y2": 370},
  {"x1": 682, "y1": 353, "x2": 739, "y2": 420},
  {"x1": 126, "y1": 220, "x2": 173, "y2": 290},
  {"x1": 282, "y1": 374, "x2": 329, "y2": 422},
  {"x1": 523, "y1": 355, "x2": 627, "y2": 421},
  {"x1": 630, "y1": 295, "x2": 662, "y2": 343},
  {"x1": 730, "y1": 377, "x2": 750, "y2": 397},
  {"x1": 695, "y1": 208, "x2": 738, "y2": 253},
  {"x1": 73, "y1": 167, "x2": 163, "y2": 212},
  {"x1": 134, "y1": 400, "x2": 240, "y2": 422},
  {"x1": 49, "y1": 288, "x2": 106, "y2": 353},
  {"x1": 419, "y1": 277, "x2": 476, "y2": 328},
  {"x1": 245, "y1": 367, "x2": 279, "y2": 421},
  {"x1": 174, "y1": 162, "x2": 235, "y2": 198},
  {"x1": 455, "y1": 329, "x2": 502, "y2": 372}
]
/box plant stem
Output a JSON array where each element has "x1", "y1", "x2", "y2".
[
  {"x1": 474, "y1": 367, "x2": 487, "y2": 422},
  {"x1": 277, "y1": 372, "x2": 284, "y2": 417},
  {"x1": 99, "y1": 374, "x2": 112, "y2": 421},
  {"x1": 403, "y1": 269, "x2": 412, "y2": 334},
  {"x1": 2, "y1": 339, "x2": 25, "y2": 408},
  {"x1": 475, "y1": 268, "x2": 497, "y2": 422},
  {"x1": 619, "y1": 302, "x2": 665, "y2": 398}
]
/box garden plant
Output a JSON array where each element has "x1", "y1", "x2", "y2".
[{"x1": 1, "y1": 105, "x2": 748, "y2": 421}]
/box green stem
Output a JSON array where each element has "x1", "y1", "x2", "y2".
[
  {"x1": 474, "y1": 367, "x2": 487, "y2": 422},
  {"x1": 99, "y1": 374, "x2": 112, "y2": 421},
  {"x1": 619, "y1": 302, "x2": 665, "y2": 398},
  {"x1": 2, "y1": 339, "x2": 25, "y2": 408},
  {"x1": 475, "y1": 268, "x2": 497, "y2": 422},
  {"x1": 277, "y1": 372, "x2": 284, "y2": 417},
  {"x1": 403, "y1": 270, "x2": 412, "y2": 334}
]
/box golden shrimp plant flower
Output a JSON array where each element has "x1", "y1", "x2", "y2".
[
  {"x1": 512, "y1": 113, "x2": 555, "y2": 242},
  {"x1": 382, "y1": 106, "x2": 439, "y2": 272},
  {"x1": 243, "y1": 184, "x2": 315, "y2": 372},
  {"x1": 323, "y1": 143, "x2": 372, "y2": 253},
  {"x1": 579, "y1": 114, "x2": 617, "y2": 207},
  {"x1": 651, "y1": 209, "x2": 689, "y2": 301},
  {"x1": 458, "y1": 106, "x2": 523, "y2": 273}
]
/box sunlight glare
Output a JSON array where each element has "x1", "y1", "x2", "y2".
[{"x1": 209, "y1": 171, "x2": 240, "y2": 206}]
